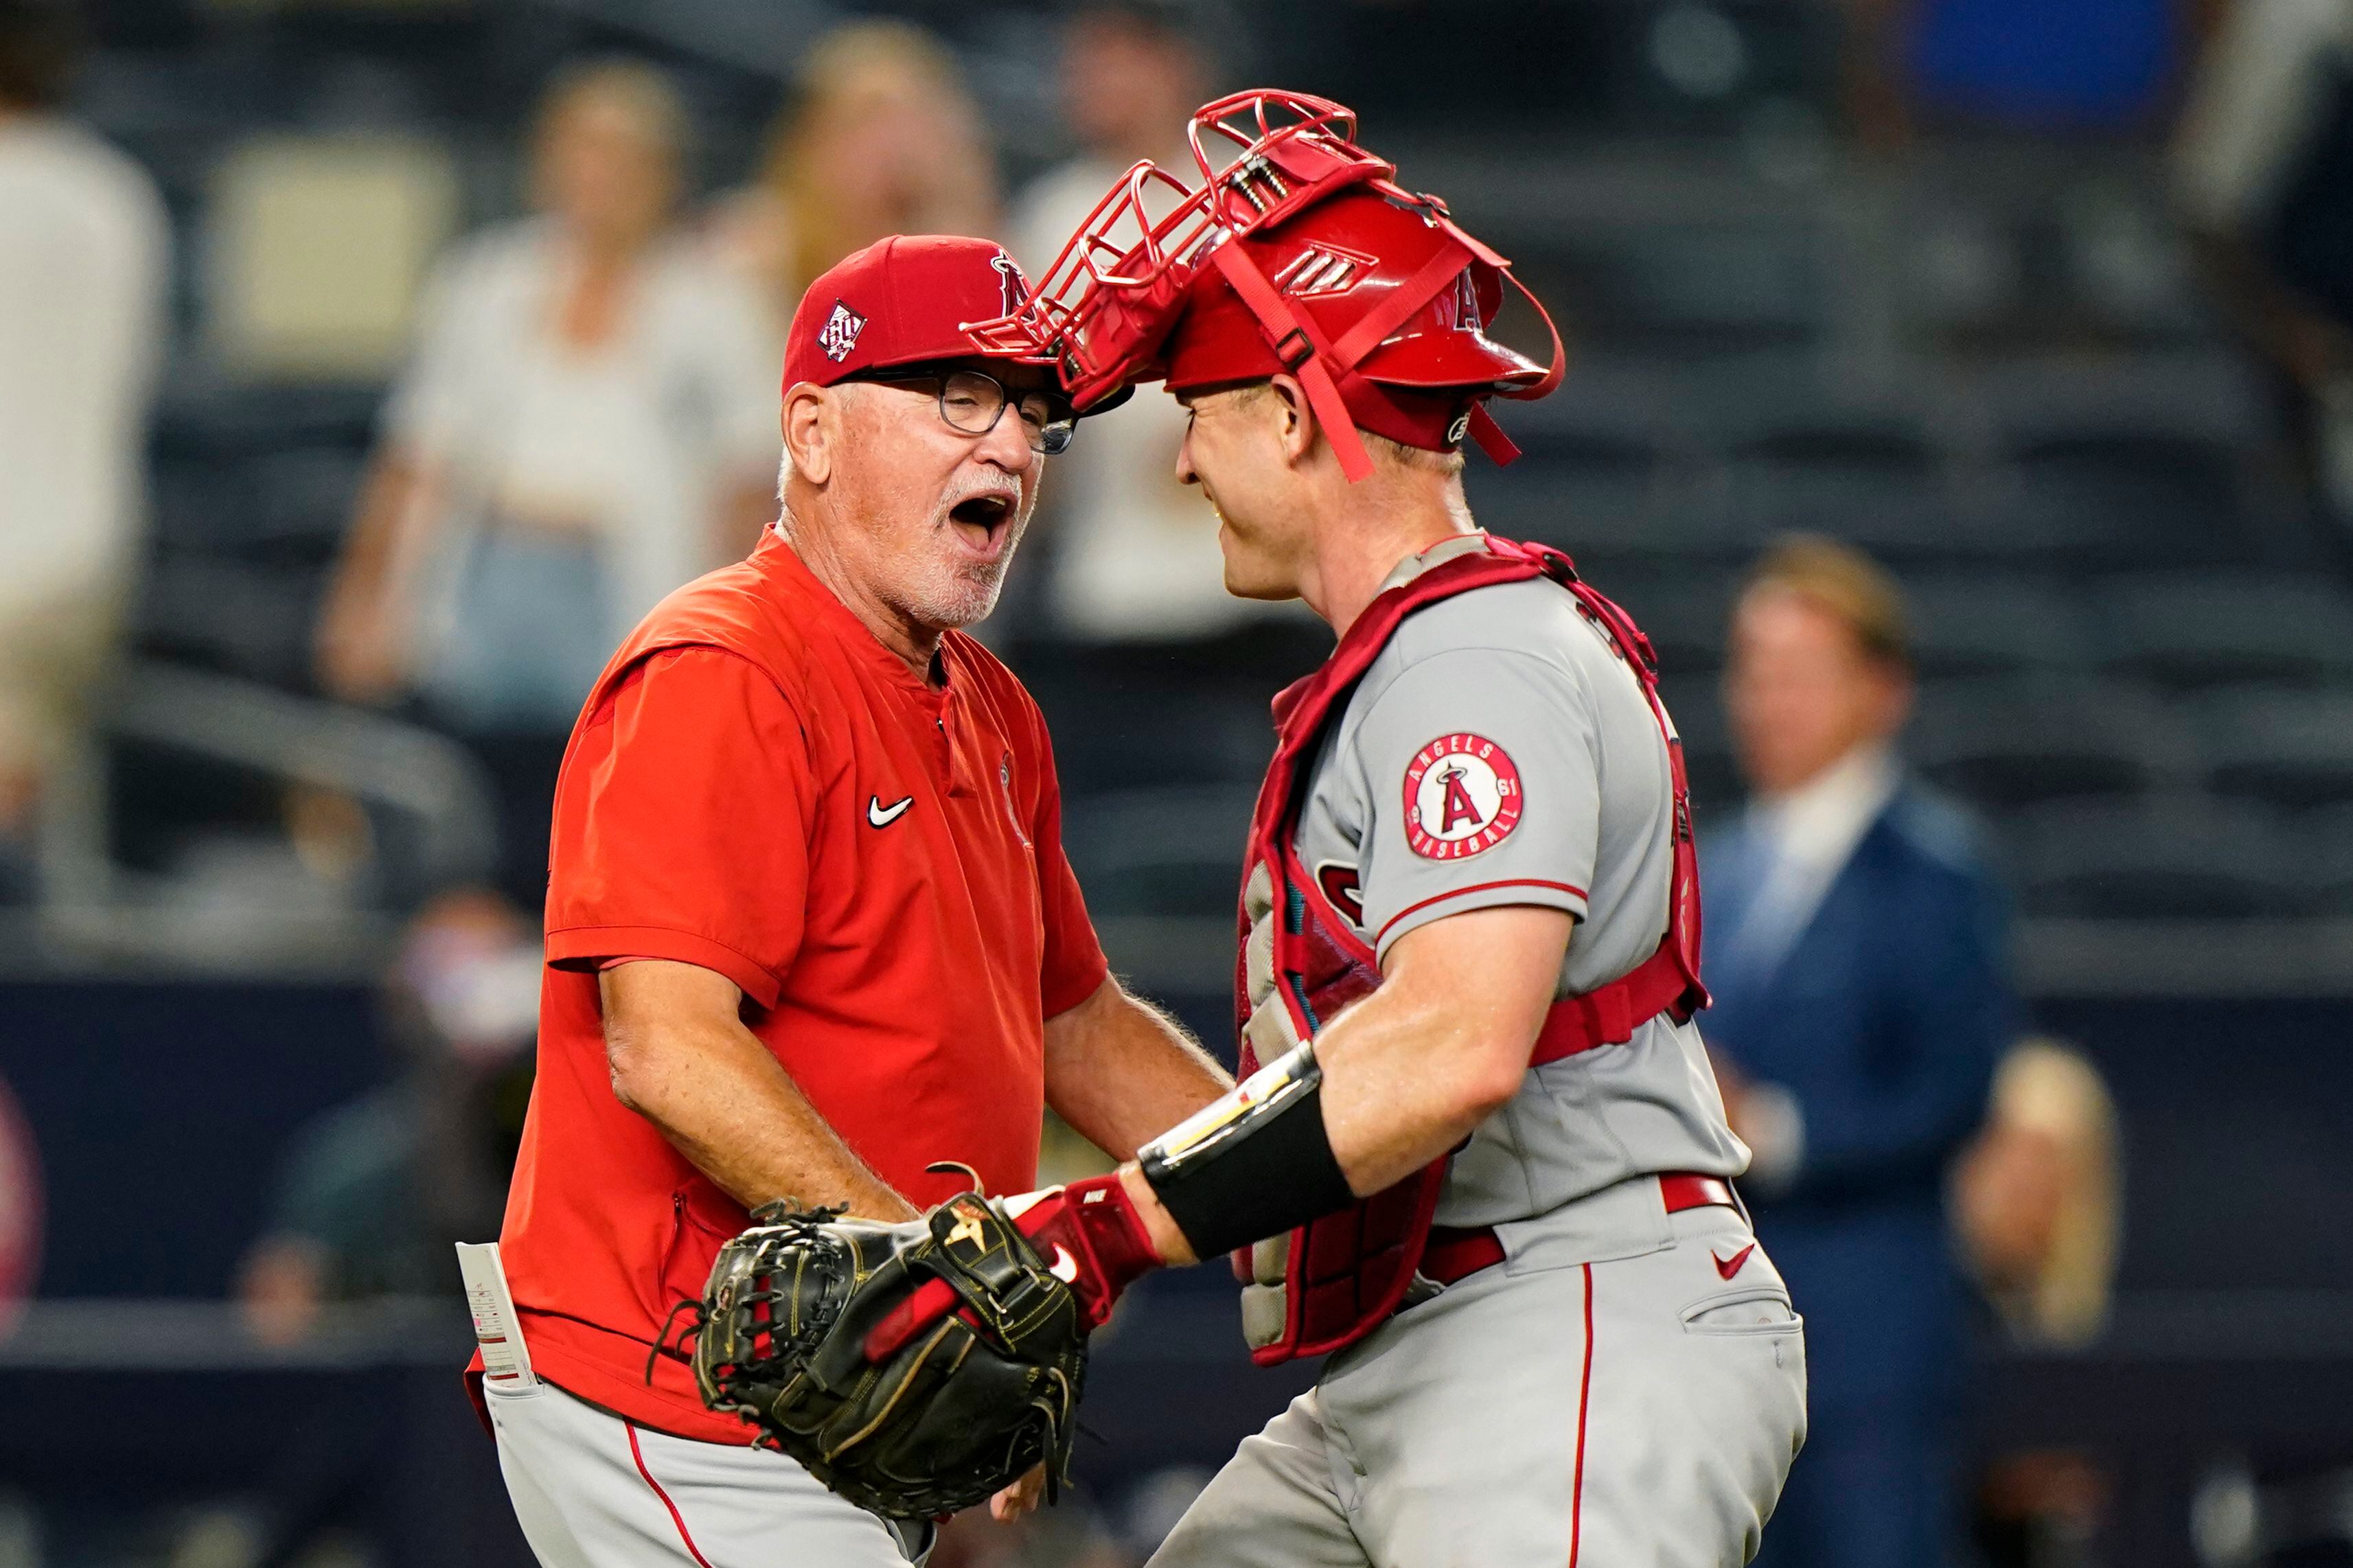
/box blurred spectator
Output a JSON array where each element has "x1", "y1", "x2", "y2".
[
  {"x1": 0, "y1": 0, "x2": 168, "y2": 901},
  {"x1": 708, "y1": 20, "x2": 998, "y2": 328},
  {"x1": 0, "y1": 1065, "x2": 35, "y2": 1334},
  {"x1": 313, "y1": 59, "x2": 779, "y2": 913},
  {"x1": 1956, "y1": 1037, "x2": 2122, "y2": 1348},
  {"x1": 1701, "y1": 535, "x2": 2009, "y2": 1568},
  {"x1": 239, "y1": 888, "x2": 539, "y2": 1345},
  {"x1": 2174, "y1": 0, "x2": 2353, "y2": 522},
  {"x1": 1842, "y1": 0, "x2": 2202, "y2": 145},
  {"x1": 1009, "y1": 1, "x2": 1293, "y2": 643},
  {"x1": 1958, "y1": 1038, "x2": 2122, "y2": 1568}
]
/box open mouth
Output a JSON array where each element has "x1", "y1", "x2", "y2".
[{"x1": 948, "y1": 492, "x2": 1017, "y2": 554}]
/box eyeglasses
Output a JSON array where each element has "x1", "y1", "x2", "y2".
[{"x1": 847, "y1": 367, "x2": 1077, "y2": 456}]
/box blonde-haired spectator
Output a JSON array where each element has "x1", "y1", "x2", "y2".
[
  {"x1": 315, "y1": 58, "x2": 781, "y2": 912},
  {"x1": 0, "y1": 0, "x2": 168, "y2": 899},
  {"x1": 709, "y1": 20, "x2": 999, "y2": 326},
  {"x1": 1009, "y1": 1, "x2": 1309, "y2": 643},
  {"x1": 1957, "y1": 1037, "x2": 2123, "y2": 1348}
]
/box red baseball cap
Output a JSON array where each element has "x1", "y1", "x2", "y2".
[{"x1": 781, "y1": 235, "x2": 1051, "y2": 395}]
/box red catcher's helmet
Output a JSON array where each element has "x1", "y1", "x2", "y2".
[{"x1": 964, "y1": 91, "x2": 1563, "y2": 482}]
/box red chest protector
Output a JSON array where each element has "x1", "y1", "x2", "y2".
[{"x1": 1234, "y1": 535, "x2": 1708, "y2": 1365}]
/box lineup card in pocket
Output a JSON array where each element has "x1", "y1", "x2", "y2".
[{"x1": 456, "y1": 1241, "x2": 538, "y2": 1387}]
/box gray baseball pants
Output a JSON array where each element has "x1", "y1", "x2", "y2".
[
  {"x1": 1151, "y1": 1197, "x2": 1807, "y2": 1568},
  {"x1": 484, "y1": 1377, "x2": 932, "y2": 1567}
]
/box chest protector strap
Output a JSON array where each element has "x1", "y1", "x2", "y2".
[{"x1": 1233, "y1": 535, "x2": 1707, "y2": 1365}]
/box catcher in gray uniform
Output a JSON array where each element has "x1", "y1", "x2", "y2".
[{"x1": 941, "y1": 91, "x2": 1809, "y2": 1565}]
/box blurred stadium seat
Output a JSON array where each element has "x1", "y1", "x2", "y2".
[
  {"x1": 2092, "y1": 572, "x2": 2353, "y2": 689},
  {"x1": 1060, "y1": 785, "x2": 1256, "y2": 920},
  {"x1": 1983, "y1": 356, "x2": 2272, "y2": 566},
  {"x1": 2190, "y1": 690, "x2": 2353, "y2": 811},
  {"x1": 203, "y1": 132, "x2": 459, "y2": 381},
  {"x1": 1580, "y1": 566, "x2": 1737, "y2": 675},
  {"x1": 2005, "y1": 797, "x2": 2304, "y2": 919},
  {"x1": 1911, "y1": 675, "x2": 2182, "y2": 807},
  {"x1": 1022, "y1": 663, "x2": 1282, "y2": 800},
  {"x1": 2308, "y1": 805, "x2": 2353, "y2": 916},
  {"x1": 1903, "y1": 573, "x2": 2097, "y2": 678},
  {"x1": 1710, "y1": 388, "x2": 1953, "y2": 544},
  {"x1": 1460, "y1": 365, "x2": 1710, "y2": 568},
  {"x1": 1550, "y1": 218, "x2": 1832, "y2": 360}
]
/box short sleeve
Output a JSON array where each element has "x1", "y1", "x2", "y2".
[
  {"x1": 544, "y1": 647, "x2": 814, "y2": 1008},
  {"x1": 1024, "y1": 705, "x2": 1110, "y2": 1017},
  {"x1": 1353, "y1": 647, "x2": 1602, "y2": 961}
]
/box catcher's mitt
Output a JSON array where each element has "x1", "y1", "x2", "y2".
[{"x1": 683, "y1": 1188, "x2": 1090, "y2": 1521}]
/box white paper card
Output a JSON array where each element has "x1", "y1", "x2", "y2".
[{"x1": 455, "y1": 1241, "x2": 537, "y2": 1387}]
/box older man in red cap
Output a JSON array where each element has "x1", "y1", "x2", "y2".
[{"x1": 467, "y1": 235, "x2": 1232, "y2": 1567}]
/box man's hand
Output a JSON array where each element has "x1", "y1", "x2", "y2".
[
  {"x1": 989, "y1": 1464, "x2": 1046, "y2": 1522},
  {"x1": 1709, "y1": 1046, "x2": 1804, "y2": 1192},
  {"x1": 869, "y1": 1172, "x2": 1168, "y2": 1357},
  {"x1": 1118, "y1": 1162, "x2": 1199, "y2": 1267},
  {"x1": 1003, "y1": 1174, "x2": 1167, "y2": 1326},
  {"x1": 1710, "y1": 1046, "x2": 1756, "y2": 1138}
]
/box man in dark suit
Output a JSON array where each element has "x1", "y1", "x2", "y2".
[{"x1": 1704, "y1": 535, "x2": 2011, "y2": 1568}]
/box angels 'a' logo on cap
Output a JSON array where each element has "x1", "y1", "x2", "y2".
[
  {"x1": 1403, "y1": 733, "x2": 1524, "y2": 860},
  {"x1": 817, "y1": 299, "x2": 868, "y2": 363},
  {"x1": 990, "y1": 249, "x2": 1029, "y2": 315}
]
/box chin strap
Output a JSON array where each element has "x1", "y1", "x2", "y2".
[{"x1": 1465, "y1": 403, "x2": 1522, "y2": 465}]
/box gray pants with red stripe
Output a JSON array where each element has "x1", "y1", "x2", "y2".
[
  {"x1": 1149, "y1": 1199, "x2": 1808, "y2": 1568},
  {"x1": 484, "y1": 1379, "x2": 931, "y2": 1567}
]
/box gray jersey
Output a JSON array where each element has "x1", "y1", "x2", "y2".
[{"x1": 1289, "y1": 534, "x2": 1747, "y2": 1226}]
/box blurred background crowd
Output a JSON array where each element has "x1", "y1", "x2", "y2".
[{"x1": 0, "y1": 0, "x2": 2350, "y2": 1564}]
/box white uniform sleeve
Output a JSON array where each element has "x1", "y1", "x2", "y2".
[
  {"x1": 380, "y1": 243, "x2": 492, "y2": 463},
  {"x1": 1351, "y1": 646, "x2": 1603, "y2": 961}
]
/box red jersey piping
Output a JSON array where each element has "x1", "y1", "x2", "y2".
[{"x1": 1373, "y1": 877, "x2": 1590, "y2": 944}]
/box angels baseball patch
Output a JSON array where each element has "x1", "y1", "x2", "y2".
[{"x1": 1403, "y1": 733, "x2": 1523, "y2": 860}]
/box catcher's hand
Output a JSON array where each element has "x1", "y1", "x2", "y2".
[{"x1": 686, "y1": 1187, "x2": 1092, "y2": 1521}]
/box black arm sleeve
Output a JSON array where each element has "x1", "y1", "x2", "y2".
[{"x1": 1136, "y1": 1042, "x2": 1358, "y2": 1260}]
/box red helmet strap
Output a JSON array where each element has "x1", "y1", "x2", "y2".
[
  {"x1": 1405, "y1": 202, "x2": 1568, "y2": 405},
  {"x1": 1209, "y1": 241, "x2": 1379, "y2": 482},
  {"x1": 1464, "y1": 402, "x2": 1522, "y2": 465},
  {"x1": 1493, "y1": 264, "x2": 1566, "y2": 402},
  {"x1": 1201, "y1": 198, "x2": 1565, "y2": 483},
  {"x1": 1325, "y1": 237, "x2": 1482, "y2": 369}
]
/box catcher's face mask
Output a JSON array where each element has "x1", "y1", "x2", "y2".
[{"x1": 962, "y1": 89, "x2": 1565, "y2": 483}]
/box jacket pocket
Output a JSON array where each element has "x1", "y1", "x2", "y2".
[{"x1": 650, "y1": 1185, "x2": 750, "y2": 1326}]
